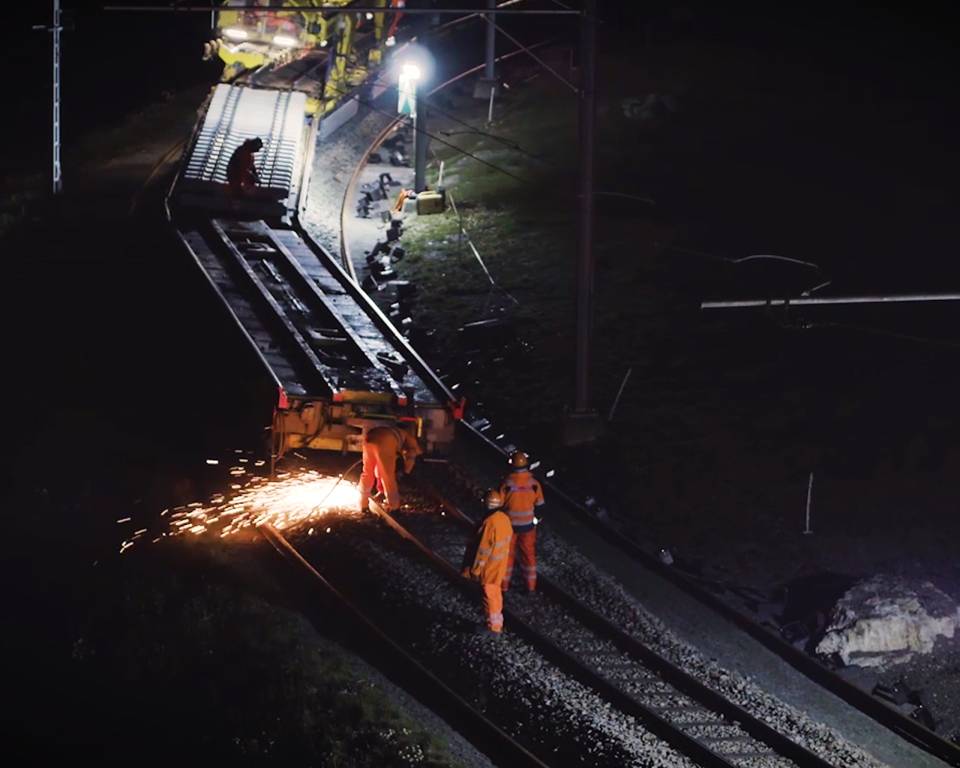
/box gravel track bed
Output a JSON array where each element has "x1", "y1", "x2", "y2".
[
  {"x1": 414, "y1": 473, "x2": 892, "y2": 768},
  {"x1": 302, "y1": 104, "x2": 395, "y2": 257},
  {"x1": 293, "y1": 516, "x2": 697, "y2": 767},
  {"x1": 395, "y1": 506, "x2": 796, "y2": 768}
]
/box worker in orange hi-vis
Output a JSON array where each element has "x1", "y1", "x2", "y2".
[
  {"x1": 499, "y1": 450, "x2": 545, "y2": 593},
  {"x1": 358, "y1": 423, "x2": 422, "y2": 512},
  {"x1": 226, "y1": 137, "x2": 263, "y2": 197},
  {"x1": 462, "y1": 489, "x2": 513, "y2": 634}
]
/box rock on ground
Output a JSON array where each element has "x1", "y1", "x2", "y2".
[{"x1": 816, "y1": 575, "x2": 960, "y2": 669}]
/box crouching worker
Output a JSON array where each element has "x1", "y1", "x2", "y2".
[
  {"x1": 226, "y1": 137, "x2": 263, "y2": 198},
  {"x1": 359, "y1": 423, "x2": 422, "y2": 513},
  {"x1": 462, "y1": 489, "x2": 513, "y2": 635}
]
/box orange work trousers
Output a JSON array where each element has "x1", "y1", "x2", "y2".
[
  {"x1": 482, "y1": 583, "x2": 504, "y2": 633},
  {"x1": 502, "y1": 528, "x2": 537, "y2": 592},
  {"x1": 359, "y1": 441, "x2": 400, "y2": 511}
]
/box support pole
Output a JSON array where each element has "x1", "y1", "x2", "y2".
[
  {"x1": 473, "y1": 0, "x2": 499, "y2": 99},
  {"x1": 414, "y1": 89, "x2": 428, "y2": 192},
  {"x1": 562, "y1": 0, "x2": 602, "y2": 444},
  {"x1": 52, "y1": 0, "x2": 63, "y2": 194},
  {"x1": 574, "y1": 0, "x2": 596, "y2": 412},
  {"x1": 484, "y1": 0, "x2": 496, "y2": 80}
]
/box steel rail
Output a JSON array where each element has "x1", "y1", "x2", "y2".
[
  {"x1": 212, "y1": 219, "x2": 335, "y2": 392},
  {"x1": 367, "y1": 499, "x2": 790, "y2": 768},
  {"x1": 261, "y1": 229, "x2": 408, "y2": 399},
  {"x1": 258, "y1": 523, "x2": 552, "y2": 768},
  {"x1": 411, "y1": 480, "x2": 840, "y2": 768}
]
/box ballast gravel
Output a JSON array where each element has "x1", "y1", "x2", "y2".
[
  {"x1": 393, "y1": 488, "x2": 892, "y2": 768},
  {"x1": 299, "y1": 519, "x2": 697, "y2": 768}
]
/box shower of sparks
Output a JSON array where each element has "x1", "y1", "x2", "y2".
[{"x1": 118, "y1": 469, "x2": 361, "y2": 554}]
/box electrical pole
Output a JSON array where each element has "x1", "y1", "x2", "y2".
[
  {"x1": 414, "y1": 86, "x2": 428, "y2": 191},
  {"x1": 33, "y1": 0, "x2": 64, "y2": 194},
  {"x1": 563, "y1": 0, "x2": 602, "y2": 444},
  {"x1": 473, "y1": 0, "x2": 498, "y2": 99},
  {"x1": 485, "y1": 0, "x2": 496, "y2": 79}
]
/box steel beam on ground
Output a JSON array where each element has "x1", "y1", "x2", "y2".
[{"x1": 701, "y1": 293, "x2": 960, "y2": 310}]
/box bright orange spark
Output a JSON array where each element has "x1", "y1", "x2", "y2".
[{"x1": 137, "y1": 470, "x2": 362, "y2": 548}]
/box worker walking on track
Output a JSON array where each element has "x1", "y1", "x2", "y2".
[
  {"x1": 499, "y1": 450, "x2": 545, "y2": 594},
  {"x1": 463, "y1": 489, "x2": 513, "y2": 634},
  {"x1": 359, "y1": 423, "x2": 422, "y2": 512},
  {"x1": 226, "y1": 137, "x2": 263, "y2": 197}
]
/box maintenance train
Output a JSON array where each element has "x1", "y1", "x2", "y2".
[{"x1": 173, "y1": 1, "x2": 457, "y2": 465}]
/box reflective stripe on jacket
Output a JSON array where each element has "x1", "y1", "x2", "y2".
[
  {"x1": 470, "y1": 510, "x2": 513, "y2": 585},
  {"x1": 499, "y1": 469, "x2": 545, "y2": 530}
]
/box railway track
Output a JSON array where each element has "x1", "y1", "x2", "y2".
[
  {"x1": 255, "y1": 476, "x2": 882, "y2": 766},
  {"x1": 371, "y1": 483, "x2": 847, "y2": 768},
  {"x1": 259, "y1": 522, "x2": 550, "y2": 768},
  {"x1": 154, "y1": 5, "x2": 956, "y2": 765},
  {"x1": 336, "y1": 63, "x2": 960, "y2": 766}
]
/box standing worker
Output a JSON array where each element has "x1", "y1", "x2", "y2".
[
  {"x1": 226, "y1": 137, "x2": 263, "y2": 197},
  {"x1": 359, "y1": 422, "x2": 422, "y2": 512},
  {"x1": 499, "y1": 450, "x2": 545, "y2": 594},
  {"x1": 463, "y1": 489, "x2": 513, "y2": 634}
]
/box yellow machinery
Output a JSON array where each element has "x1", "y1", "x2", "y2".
[{"x1": 212, "y1": 0, "x2": 395, "y2": 114}]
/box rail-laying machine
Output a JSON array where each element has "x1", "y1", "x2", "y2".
[
  {"x1": 206, "y1": 0, "x2": 402, "y2": 114},
  {"x1": 173, "y1": 1, "x2": 457, "y2": 463}
]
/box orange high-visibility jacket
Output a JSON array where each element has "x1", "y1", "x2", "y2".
[
  {"x1": 499, "y1": 469, "x2": 545, "y2": 532},
  {"x1": 360, "y1": 425, "x2": 422, "y2": 510},
  {"x1": 469, "y1": 510, "x2": 513, "y2": 585}
]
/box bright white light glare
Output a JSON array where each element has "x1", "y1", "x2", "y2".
[
  {"x1": 401, "y1": 63, "x2": 422, "y2": 81},
  {"x1": 385, "y1": 35, "x2": 396, "y2": 47},
  {"x1": 273, "y1": 34, "x2": 298, "y2": 48},
  {"x1": 365, "y1": 12, "x2": 374, "y2": 20},
  {"x1": 319, "y1": 38, "x2": 329, "y2": 47},
  {"x1": 223, "y1": 27, "x2": 248, "y2": 41}
]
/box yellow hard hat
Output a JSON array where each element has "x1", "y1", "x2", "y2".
[
  {"x1": 484, "y1": 489, "x2": 504, "y2": 510},
  {"x1": 509, "y1": 451, "x2": 529, "y2": 469}
]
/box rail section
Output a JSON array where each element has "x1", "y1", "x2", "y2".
[
  {"x1": 369, "y1": 490, "x2": 841, "y2": 768},
  {"x1": 259, "y1": 523, "x2": 551, "y2": 768}
]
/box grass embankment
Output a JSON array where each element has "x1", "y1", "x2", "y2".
[
  {"x1": 400, "y1": 75, "x2": 579, "y2": 432},
  {"x1": 69, "y1": 539, "x2": 461, "y2": 765},
  {"x1": 399, "y1": 69, "x2": 676, "y2": 464}
]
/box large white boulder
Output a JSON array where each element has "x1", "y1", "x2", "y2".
[{"x1": 815, "y1": 575, "x2": 960, "y2": 669}]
